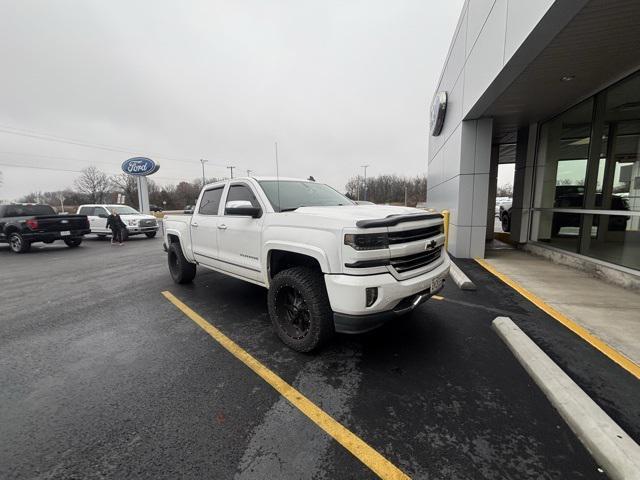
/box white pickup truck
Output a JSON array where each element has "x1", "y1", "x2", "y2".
[{"x1": 163, "y1": 177, "x2": 449, "y2": 352}]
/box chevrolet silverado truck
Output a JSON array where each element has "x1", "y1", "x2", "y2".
[
  {"x1": 0, "y1": 204, "x2": 90, "y2": 253},
  {"x1": 163, "y1": 177, "x2": 449, "y2": 352}
]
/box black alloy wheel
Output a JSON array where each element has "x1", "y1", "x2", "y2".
[
  {"x1": 275, "y1": 286, "x2": 312, "y2": 340},
  {"x1": 267, "y1": 267, "x2": 334, "y2": 352}
]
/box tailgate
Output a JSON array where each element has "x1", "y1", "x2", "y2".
[{"x1": 35, "y1": 215, "x2": 89, "y2": 232}]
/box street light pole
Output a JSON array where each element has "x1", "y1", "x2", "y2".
[
  {"x1": 227, "y1": 166, "x2": 235, "y2": 179},
  {"x1": 361, "y1": 165, "x2": 369, "y2": 201},
  {"x1": 200, "y1": 159, "x2": 208, "y2": 186},
  {"x1": 247, "y1": 169, "x2": 252, "y2": 177}
]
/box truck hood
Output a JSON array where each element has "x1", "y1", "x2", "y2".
[{"x1": 290, "y1": 205, "x2": 436, "y2": 225}]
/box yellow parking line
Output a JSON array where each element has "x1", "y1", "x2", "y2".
[
  {"x1": 432, "y1": 295, "x2": 444, "y2": 300},
  {"x1": 161, "y1": 291, "x2": 410, "y2": 480},
  {"x1": 475, "y1": 258, "x2": 640, "y2": 380}
]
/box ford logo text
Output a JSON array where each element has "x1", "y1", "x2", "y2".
[{"x1": 121, "y1": 157, "x2": 160, "y2": 176}]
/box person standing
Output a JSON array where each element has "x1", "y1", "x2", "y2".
[{"x1": 106, "y1": 210, "x2": 127, "y2": 246}]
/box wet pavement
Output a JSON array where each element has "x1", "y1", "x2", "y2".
[{"x1": 2, "y1": 237, "x2": 637, "y2": 479}]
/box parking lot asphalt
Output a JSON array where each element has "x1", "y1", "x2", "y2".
[{"x1": 1, "y1": 237, "x2": 636, "y2": 479}]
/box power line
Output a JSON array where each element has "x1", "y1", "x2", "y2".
[
  {"x1": 0, "y1": 150, "x2": 259, "y2": 180},
  {"x1": 0, "y1": 124, "x2": 246, "y2": 170},
  {"x1": 0, "y1": 161, "x2": 197, "y2": 183}
]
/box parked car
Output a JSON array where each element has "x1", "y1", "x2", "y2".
[
  {"x1": 0, "y1": 203, "x2": 90, "y2": 253},
  {"x1": 499, "y1": 187, "x2": 629, "y2": 234},
  {"x1": 76, "y1": 204, "x2": 159, "y2": 239},
  {"x1": 149, "y1": 204, "x2": 164, "y2": 212},
  {"x1": 183, "y1": 205, "x2": 194, "y2": 214},
  {"x1": 163, "y1": 177, "x2": 449, "y2": 352}
]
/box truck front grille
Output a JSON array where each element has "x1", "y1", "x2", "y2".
[
  {"x1": 390, "y1": 246, "x2": 442, "y2": 273},
  {"x1": 388, "y1": 225, "x2": 442, "y2": 244}
]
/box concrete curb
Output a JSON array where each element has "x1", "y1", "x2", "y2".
[
  {"x1": 448, "y1": 260, "x2": 476, "y2": 290},
  {"x1": 492, "y1": 316, "x2": 640, "y2": 480}
]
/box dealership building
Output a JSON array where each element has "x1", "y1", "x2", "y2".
[{"x1": 427, "y1": 0, "x2": 640, "y2": 283}]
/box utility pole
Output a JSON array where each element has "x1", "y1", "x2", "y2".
[
  {"x1": 361, "y1": 165, "x2": 369, "y2": 201},
  {"x1": 200, "y1": 159, "x2": 208, "y2": 186},
  {"x1": 227, "y1": 166, "x2": 235, "y2": 179},
  {"x1": 246, "y1": 169, "x2": 252, "y2": 177},
  {"x1": 404, "y1": 184, "x2": 408, "y2": 206}
]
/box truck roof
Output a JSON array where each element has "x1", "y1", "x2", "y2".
[{"x1": 203, "y1": 176, "x2": 313, "y2": 187}]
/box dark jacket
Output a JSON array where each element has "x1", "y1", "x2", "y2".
[{"x1": 106, "y1": 213, "x2": 126, "y2": 231}]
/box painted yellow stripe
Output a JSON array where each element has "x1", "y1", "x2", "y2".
[
  {"x1": 475, "y1": 258, "x2": 640, "y2": 380},
  {"x1": 161, "y1": 291, "x2": 410, "y2": 480},
  {"x1": 432, "y1": 295, "x2": 444, "y2": 300}
]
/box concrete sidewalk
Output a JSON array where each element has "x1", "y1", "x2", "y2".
[{"x1": 482, "y1": 248, "x2": 640, "y2": 366}]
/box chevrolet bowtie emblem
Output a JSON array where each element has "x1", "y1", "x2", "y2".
[{"x1": 425, "y1": 239, "x2": 437, "y2": 251}]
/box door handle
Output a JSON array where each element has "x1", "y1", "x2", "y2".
[
  {"x1": 217, "y1": 224, "x2": 227, "y2": 230},
  {"x1": 192, "y1": 222, "x2": 199, "y2": 228}
]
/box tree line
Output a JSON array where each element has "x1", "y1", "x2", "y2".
[
  {"x1": 344, "y1": 174, "x2": 427, "y2": 206},
  {"x1": 18, "y1": 166, "x2": 216, "y2": 212}
]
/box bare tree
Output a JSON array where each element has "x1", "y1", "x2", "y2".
[
  {"x1": 111, "y1": 173, "x2": 138, "y2": 208},
  {"x1": 74, "y1": 166, "x2": 111, "y2": 203}
]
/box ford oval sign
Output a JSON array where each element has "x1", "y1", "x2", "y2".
[
  {"x1": 430, "y1": 91, "x2": 447, "y2": 136},
  {"x1": 121, "y1": 157, "x2": 160, "y2": 176}
]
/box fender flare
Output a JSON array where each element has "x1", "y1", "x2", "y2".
[
  {"x1": 165, "y1": 228, "x2": 195, "y2": 263},
  {"x1": 263, "y1": 241, "x2": 331, "y2": 285}
]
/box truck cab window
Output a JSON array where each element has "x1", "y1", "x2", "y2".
[
  {"x1": 225, "y1": 185, "x2": 260, "y2": 210},
  {"x1": 199, "y1": 188, "x2": 223, "y2": 215}
]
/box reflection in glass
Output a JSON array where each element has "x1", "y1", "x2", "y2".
[{"x1": 585, "y1": 214, "x2": 639, "y2": 270}]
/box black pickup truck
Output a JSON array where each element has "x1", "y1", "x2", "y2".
[{"x1": 0, "y1": 204, "x2": 90, "y2": 253}]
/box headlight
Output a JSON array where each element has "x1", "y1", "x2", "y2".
[
  {"x1": 128, "y1": 219, "x2": 137, "y2": 226},
  {"x1": 344, "y1": 233, "x2": 389, "y2": 250}
]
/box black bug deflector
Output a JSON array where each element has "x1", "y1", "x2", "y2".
[{"x1": 355, "y1": 212, "x2": 443, "y2": 228}]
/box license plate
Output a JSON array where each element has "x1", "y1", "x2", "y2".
[
  {"x1": 430, "y1": 275, "x2": 444, "y2": 292},
  {"x1": 60, "y1": 231, "x2": 71, "y2": 236}
]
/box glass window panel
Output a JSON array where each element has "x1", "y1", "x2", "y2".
[
  {"x1": 584, "y1": 214, "x2": 639, "y2": 270},
  {"x1": 601, "y1": 73, "x2": 640, "y2": 213},
  {"x1": 535, "y1": 99, "x2": 593, "y2": 212},
  {"x1": 535, "y1": 211, "x2": 582, "y2": 253}
]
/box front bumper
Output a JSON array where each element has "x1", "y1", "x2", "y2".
[
  {"x1": 325, "y1": 254, "x2": 450, "y2": 334},
  {"x1": 126, "y1": 226, "x2": 159, "y2": 234}
]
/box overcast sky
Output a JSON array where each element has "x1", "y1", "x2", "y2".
[{"x1": 0, "y1": 0, "x2": 468, "y2": 201}]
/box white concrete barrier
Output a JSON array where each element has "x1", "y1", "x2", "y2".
[
  {"x1": 493, "y1": 316, "x2": 640, "y2": 480},
  {"x1": 449, "y1": 260, "x2": 476, "y2": 290}
]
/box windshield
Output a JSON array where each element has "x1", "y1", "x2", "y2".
[
  {"x1": 109, "y1": 206, "x2": 140, "y2": 215},
  {"x1": 259, "y1": 181, "x2": 354, "y2": 212}
]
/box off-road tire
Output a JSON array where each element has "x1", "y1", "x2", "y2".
[
  {"x1": 501, "y1": 213, "x2": 511, "y2": 232},
  {"x1": 168, "y1": 242, "x2": 196, "y2": 284},
  {"x1": 9, "y1": 232, "x2": 31, "y2": 253},
  {"x1": 64, "y1": 238, "x2": 82, "y2": 248},
  {"x1": 145, "y1": 231, "x2": 157, "y2": 238},
  {"x1": 268, "y1": 267, "x2": 334, "y2": 352}
]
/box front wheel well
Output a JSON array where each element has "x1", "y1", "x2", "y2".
[
  {"x1": 167, "y1": 234, "x2": 180, "y2": 244},
  {"x1": 268, "y1": 250, "x2": 322, "y2": 280}
]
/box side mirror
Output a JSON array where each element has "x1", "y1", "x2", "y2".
[{"x1": 225, "y1": 200, "x2": 261, "y2": 218}]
